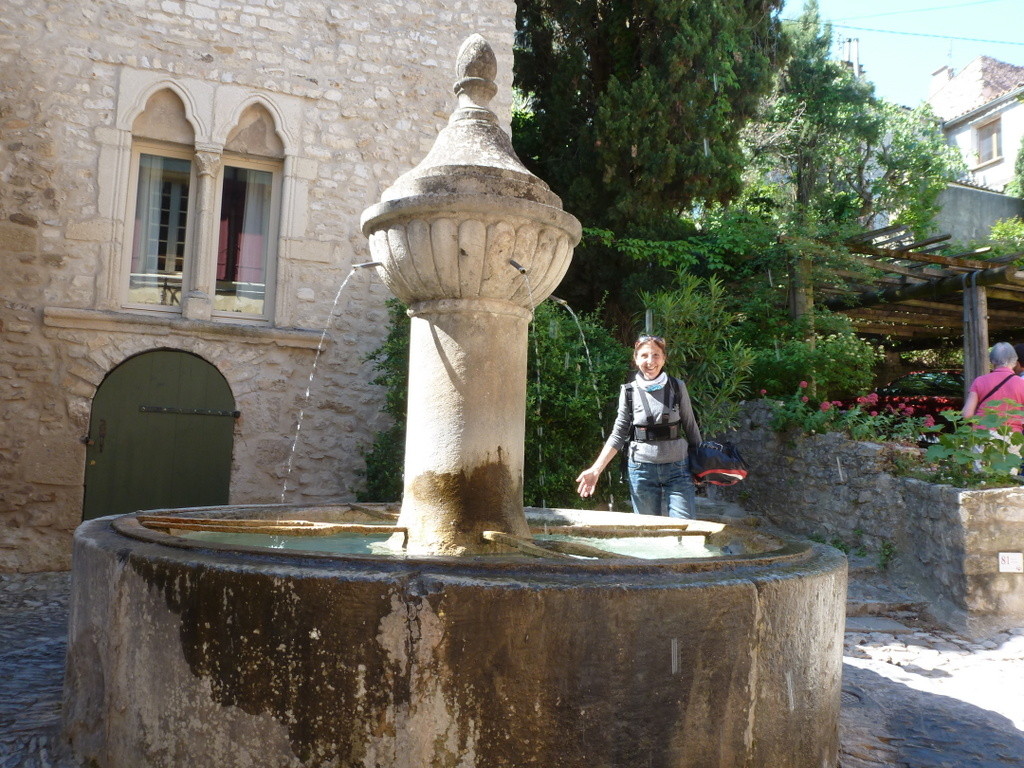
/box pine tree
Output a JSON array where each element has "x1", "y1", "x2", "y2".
[
  {"x1": 516, "y1": 0, "x2": 784, "y2": 228},
  {"x1": 514, "y1": 0, "x2": 785, "y2": 312}
]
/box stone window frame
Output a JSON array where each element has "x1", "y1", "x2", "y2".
[
  {"x1": 122, "y1": 139, "x2": 200, "y2": 317},
  {"x1": 97, "y1": 71, "x2": 309, "y2": 327}
]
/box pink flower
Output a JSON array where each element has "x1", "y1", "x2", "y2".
[
  {"x1": 903, "y1": 406, "x2": 915, "y2": 416},
  {"x1": 832, "y1": 401, "x2": 842, "y2": 406},
  {"x1": 870, "y1": 411, "x2": 878, "y2": 416},
  {"x1": 867, "y1": 392, "x2": 879, "y2": 404},
  {"x1": 799, "y1": 381, "x2": 809, "y2": 389},
  {"x1": 759, "y1": 389, "x2": 767, "y2": 395},
  {"x1": 801, "y1": 396, "x2": 809, "y2": 402},
  {"x1": 820, "y1": 401, "x2": 831, "y2": 411},
  {"x1": 923, "y1": 415, "x2": 936, "y2": 427}
]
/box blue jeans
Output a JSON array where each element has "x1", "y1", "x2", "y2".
[{"x1": 627, "y1": 459, "x2": 697, "y2": 518}]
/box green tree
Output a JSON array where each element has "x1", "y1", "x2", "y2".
[
  {"x1": 743, "y1": 1, "x2": 962, "y2": 320},
  {"x1": 514, "y1": 0, "x2": 785, "y2": 311},
  {"x1": 1003, "y1": 134, "x2": 1024, "y2": 198}
]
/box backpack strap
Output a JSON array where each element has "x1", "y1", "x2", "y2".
[{"x1": 629, "y1": 377, "x2": 684, "y2": 442}]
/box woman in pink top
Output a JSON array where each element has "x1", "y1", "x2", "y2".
[{"x1": 962, "y1": 342, "x2": 1024, "y2": 432}]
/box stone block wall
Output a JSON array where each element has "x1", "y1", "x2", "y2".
[
  {"x1": 718, "y1": 402, "x2": 1024, "y2": 636},
  {"x1": 0, "y1": 1, "x2": 517, "y2": 571},
  {"x1": 902, "y1": 479, "x2": 1024, "y2": 636},
  {"x1": 715, "y1": 401, "x2": 914, "y2": 554}
]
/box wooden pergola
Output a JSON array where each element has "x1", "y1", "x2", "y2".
[{"x1": 821, "y1": 225, "x2": 1024, "y2": 387}]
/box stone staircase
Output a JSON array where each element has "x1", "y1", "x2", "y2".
[{"x1": 845, "y1": 555, "x2": 931, "y2": 634}]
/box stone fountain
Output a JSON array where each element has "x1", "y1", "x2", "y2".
[
  {"x1": 360, "y1": 33, "x2": 578, "y2": 556},
  {"x1": 62, "y1": 36, "x2": 847, "y2": 768}
]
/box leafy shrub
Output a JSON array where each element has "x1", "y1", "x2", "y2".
[
  {"x1": 916, "y1": 405, "x2": 1024, "y2": 488},
  {"x1": 767, "y1": 383, "x2": 930, "y2": 444},
  {"x1": 358, "y1": 299, "x2": 410, "y2": 502},
  {"x1": 638, "y1": 273, "x2": 754, "y2": 436},
  {"x1": 766, "y1": 386, "x2": 1024, "y2": 490},
  {"x1": 524, "y1": 301, "x2": 633, "y2": 509},
  {"x1": 990, "y1": 216, "x2": 1024, "y2": 253},
  {"x1": 751, "y1": 331, "x2": 882, "y2": 401}
]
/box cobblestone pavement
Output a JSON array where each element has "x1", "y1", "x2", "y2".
[
  {"x1": 2, "y1": 569, "x2": 1022, "y2": 767},
  {"x1": 840, "y1": 564, "x2": 1024, "y2": 768},
  {"x1": 0, "y1": 572, "x2": 70, "y2": 768}
]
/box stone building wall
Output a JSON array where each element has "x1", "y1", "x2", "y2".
[
  {"x1": 718, "y1": 401, "x2": 1024, "y2": 636},
  {"x1": 0, "y1": 0, "x2": 516, "y2": 571}
]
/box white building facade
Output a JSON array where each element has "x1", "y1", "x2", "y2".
[{"x1": 929, "y1": 56, "x2": 1024, "y2": 192}]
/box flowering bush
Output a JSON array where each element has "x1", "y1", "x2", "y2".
[
  {"x1": 750, "y1": 331, "x2": 883, "y2": 400},
  {"x1": 766, "y1": 387, "x2": 1024, "y2": 489},
  {"x1": 767, "y1": 384, "x2": 929, "y2": 444}
]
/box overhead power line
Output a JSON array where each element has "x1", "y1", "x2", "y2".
[
  {"x1": 781, "y1": 19, "x2": 1024, "y2": 47},
  {"x1": 833, "y1": 0, "x2": 1004, "y2": 23}
]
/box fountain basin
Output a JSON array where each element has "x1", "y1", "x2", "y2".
[{"x1": 63, "y1": 504, "x2": 846, "y2": 768}]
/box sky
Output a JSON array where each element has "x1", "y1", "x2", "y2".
[{"x1": 782, "y1": 0, "x2": 1024, "y2": 107}]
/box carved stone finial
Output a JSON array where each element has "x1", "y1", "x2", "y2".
[{"x1": 453, "y1": 34, "x2": 498, "y2": 116}]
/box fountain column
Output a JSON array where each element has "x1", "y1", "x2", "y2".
[{"x1": 361, "y1": 35, "x2": 581, "y2": 554}]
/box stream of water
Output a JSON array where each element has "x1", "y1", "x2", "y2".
[{"x1": 280, "y1": 262, "x2": 381, "y2": 502}]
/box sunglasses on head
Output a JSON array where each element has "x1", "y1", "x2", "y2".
[{"x1": 637, "y1": 335, "x2": 665, "y2": 344}]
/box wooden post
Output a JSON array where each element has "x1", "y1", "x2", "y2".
[{"x1": 962, "y1": 274, "x2": 989, "y2": 395}]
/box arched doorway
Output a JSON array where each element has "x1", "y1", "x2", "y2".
[{"x1": 82, "y1": 350, "x2": 237, "y2": 520}]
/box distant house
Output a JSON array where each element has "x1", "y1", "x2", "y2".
[
  {"x1": 928, "y1": 56, "x2": 1024, "y2": 192},
  {"x1": 927, "y1": 56, "x2": 1024, "y2": 241}
]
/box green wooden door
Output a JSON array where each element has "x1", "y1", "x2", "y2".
[{"x1": 83, "y1": 350, "x2": 237, "y2": 520}]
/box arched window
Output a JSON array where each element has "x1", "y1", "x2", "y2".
[
  {"x1": 126, "y1": 90, "x2": 196, "y2": 310},
  {"x1": 214, "y1": 104, "x2": 284, "y2": 318},
  {"x1": 122, "y1": 91, "x2": 285, "y2": 323}
]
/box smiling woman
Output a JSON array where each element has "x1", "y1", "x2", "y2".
[{"x1": 576, "y1": 335, "x2": 703, "y2": 518}]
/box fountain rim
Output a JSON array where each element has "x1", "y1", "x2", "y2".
[{"x1": 103, "y1": 502, "x2": 815, "y2": 575}]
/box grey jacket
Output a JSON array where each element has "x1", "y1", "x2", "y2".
[{"x1": 605, "y1": 374, "x2": 702, "y2": 465}]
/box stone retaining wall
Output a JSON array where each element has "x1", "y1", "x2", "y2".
[
  {"x1": 715, "y1": 402, "x2": 914, "y2": 554},
  {"x1": 718, "y1": 401, "x2": 1024, "y2": 636}
]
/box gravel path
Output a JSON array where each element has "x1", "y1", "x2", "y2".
[{"x1": 2, "y1": 568, "x2": 1022, "y2": 767}]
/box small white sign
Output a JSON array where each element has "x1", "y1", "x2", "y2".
[{"x1": 998, "y1": 552, "x2": 1024, "y2": 573}]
